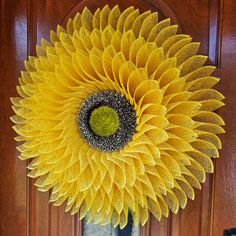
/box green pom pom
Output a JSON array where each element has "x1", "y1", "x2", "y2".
[{"x1": 89, "y1": 106, "x2": 119, "y2": 137}]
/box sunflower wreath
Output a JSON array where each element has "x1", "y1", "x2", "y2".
[{"x1": 11, "y1": 5, "x2": 225, "y2": 228}]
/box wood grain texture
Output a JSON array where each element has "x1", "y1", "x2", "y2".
[
  {"x1": 0, "y1": 1, "x2": 28, "y2": 236},
  {"x1": 212, "y1": 0, "x2": 236, "y2": 234},
  {"x1": 1, "y1": 0, "x2": 236, "y2": 235}
]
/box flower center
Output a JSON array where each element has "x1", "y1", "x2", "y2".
[
  {"x1": 78, "y1": 90, "x2": 136, "y2": 152},
  {"x1": 89, "y1": 106, "x2": 119, "y2": 137}
]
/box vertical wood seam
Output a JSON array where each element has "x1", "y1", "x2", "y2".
[
  {"x1": 198, "y1": 184, "x2": 204, "y2": 236},
  {"x1": 26, "y1": 0, "x2": 37, "y2": 235},
  {"x1": 209, "y1": 161, "x2": 216, "y2": 236},
  {"x1": 208, "y1": 0, "x2": 222, "y2": 66},
  {"x1": 208, "y1": 0, "x2": 217, "y2": 65},
  {"x1": 217, "y1": 0, "x2": 224, "y2": 68},
  {"x1": 179, "y1": 211, "x2": 182, "y2": 236},
  {"x1": 48, "y1": 203, "x2": 51, "y2": 236},
  {"x1": 208, "y1": 0, "x2": 224, "y2": 235},
  {"x1": 57, "y1": 208, "x2": 59, "y2": 236},
  {"x1": 74, "y1": 214, "x2": 77, "y2": 236},
  {"x1": 167, "y1": 215, "x2": 171, "y2": 236},
  {"x1": 76, "y1": 213, "x2": 84, "y2": 236}
]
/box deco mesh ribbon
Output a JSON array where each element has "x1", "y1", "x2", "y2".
[{"x1": 11, "y1": 5, "x2": 225, "y2": 228}]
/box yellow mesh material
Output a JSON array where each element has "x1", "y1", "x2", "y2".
[{"x1": 11, "y1": 5, "x2": 225, "y2": 228}]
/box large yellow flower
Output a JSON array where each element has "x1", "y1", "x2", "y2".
[{"x1": 11, "y1": 5, "x2": 225, "y2": 228}]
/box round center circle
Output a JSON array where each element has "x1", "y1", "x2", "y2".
[
  {"x1": 77, "y1": 90, "x2": 136, "y2": 152},
  {"x1": 89, "y1": 106, "x2": 119, "y2": 137}
]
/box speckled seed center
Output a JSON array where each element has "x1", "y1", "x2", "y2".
[{"x1": 77, "y1": 90, "x2": 136, "y2": 152}]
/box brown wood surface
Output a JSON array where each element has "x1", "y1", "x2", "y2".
[{"x1": 0, "y1": 0, "x2": 236, "y2": 235}]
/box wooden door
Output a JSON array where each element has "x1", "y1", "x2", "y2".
[{"x1": 1, "y1": 0, "x2": 236, "y2": 235}]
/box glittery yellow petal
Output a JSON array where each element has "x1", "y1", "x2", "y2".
[
  {"x1": 152, "y1": 57, "x2": 177, "y2": 80},
  {"x1": 108, "y1": 5, "x2": 121, "y2": 30},
  {"x1": 100, "y1": 5, "x2": 110, "y2": 30},
  {"x1": 124, "y1": 9, "x2": 139, "y2": 32},
  {"x1": 155, "y1": 25, "x2": 178, "y2": 47},
  {"x1": 81, "y1": 7, "x2": 93, "y2": 31},
  {"x1": 72, "y1": 13, "x2": 82, "y2": 31},
  {"x1": 136, "y1": 43, "x2": 156, "y2": 68},
  {"x1": 132, "y1": 10, "x2": 151, "y2": 37},
  {"x1": 180, "y1": 55, "x2": 208, "y2": 76},
  {"x1": 79, "y1": 165, "x2": 94, "y2": 191},
  {"x1": 185, "y1": 66, "x2": 215, "y2": 82},
  {"x1": 145, "y1": 47, "x2": 164, "y2": 76},
  {"x1": 162, "y1": 34, "x2": 190, "y2": 54},
  {"x1": 129, "y1": 37, "x2": 145, "y2": 63},
  {"x1": 121, "y1": 30, "x2": 136, "y2": 59},
  {"x1": 117, "y1": 6, "x2": 134, "y2": 32},
  {"x1": 140, "y1": 12, "x2": 158, "y2": 39}
]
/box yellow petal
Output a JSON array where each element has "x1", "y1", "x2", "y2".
[
  {"x1": 117, "y1": 6, "x2": 134, "y2": 32},
  {"x1": 108, "y1": 5, "x2": 121, "y2": 30},
  {"x1": 140, "y1": 12, "x2": 158, "y2": 39},
  {"x1": 100, "y1": 5, "x2": 110, "y2": 30},
  {"x1": 132, "y1": 10, "x2": 151, "y2": 37},
  {"x1": 155, "y1": 25, "x2": 178, "y2": 47},
  {"x1": 81, "y1": 7, "x2": 93, "y2": 31}
]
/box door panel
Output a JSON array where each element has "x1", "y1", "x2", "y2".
[
  {"x1": 1, "y1": 0, "x2": 235, "y2": 236},
  {"x1": 0, "y1": 1, "x2": 28, "y2": 236}
]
